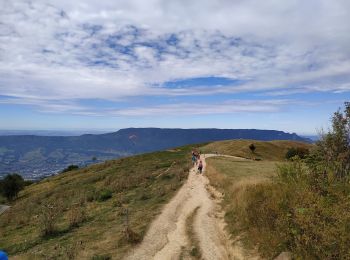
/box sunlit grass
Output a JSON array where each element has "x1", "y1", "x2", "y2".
[
  {"x1": 205, "y1": 157, "x2": 279, "y2": 238},
  {"x1": 0, "y1": 144, "x2": 200, "y2": 259}
]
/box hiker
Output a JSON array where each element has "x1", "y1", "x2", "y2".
[
  {"x1": 198, "y1": 160, "x2": 203, "y2": 174},
  {"x1": 191, "y1": 150, "x2": 199, "y2": 164},
  {"x1": 191, "y1": 154, "x2": 197, "y2": 165},
  {"x1": 196, "y1": 151, "x2": 200, "y2": 161}
]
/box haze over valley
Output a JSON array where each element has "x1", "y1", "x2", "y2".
[{"x1": 0, "y1": 128, "x2": 310, "y2": 179}]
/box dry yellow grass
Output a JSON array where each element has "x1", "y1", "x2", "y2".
[
  {"x1": 202, "y1": 139, "x2": 312, "y2": 161},
  {"x1": 205, "y1": 156, "x2": 281, "y2": 238}
]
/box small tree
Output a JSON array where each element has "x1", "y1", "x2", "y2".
[
  {"x1": 1, "y1": 174, "x2": 25, "y2": 200},
  {"x1": 249, "y1": 143, "x2": 256, "y2": 153},
  {"x1": 308, "y1": 102, "x2": 350, "y2": 181},
  {"x1": 62, "y1": 165, "x2": 79, "y2": 173},
  {"x1": 285, "y1": 147, "x2": 309, "y2": 160}
]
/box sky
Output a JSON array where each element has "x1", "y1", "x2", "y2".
[{"x1": 1, "y1": 0, "x2": 350, "y2": 134}]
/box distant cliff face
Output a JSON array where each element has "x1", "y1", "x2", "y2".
[
  {"x1": 0, "y1": 128, "x2": 310, "y2": 179},
  {"x1": 113, "y1": 128, "x2": 309, "y2": 152}
]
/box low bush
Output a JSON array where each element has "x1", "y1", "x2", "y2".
[
  {"x1": 39, "y1": 200, "x2": 63, "y2": 236},
  {"x1": 243, "y1": 163, "x2": 350, "y2": 259},
  {"x1": 285, "y1": 147, "x2": 309, "y2": 160},
  {"x1": 97, "y1": 189, "x2": 112, "y2": 202},
  {"x1": 62, "y1": 165, "x2": 79, "y2": 173},
  {"x1": 68, "y1": 206, "x2": 86, "y2": 228},
  {"x1": 92, "y1": 254, "x2": 111, "y2": 260},
  {"x1": 123, "y1": 227, "x2": 141, "y2": 244},
  {"x1": 242, "y1": 103, "x2": 350, "y2": 259},
  {"x1": 249, "y1": 143, "x2": 256, "y2": 153}
]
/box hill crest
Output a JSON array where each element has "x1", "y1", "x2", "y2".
[{"x1": 0, "y1": 128, "x2": 310, "y2": 179}]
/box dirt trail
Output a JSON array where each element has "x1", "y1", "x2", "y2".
[
  {"x1": 125, "y1": 154, "x2": 258, "y2": 260},
  {"x1": 0, "y1": 205, "x2": 10, "y2": 216}
]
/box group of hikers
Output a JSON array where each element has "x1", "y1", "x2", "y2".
[{"x1": 191, "y1": 150, "x2": 203, "y2": 174}]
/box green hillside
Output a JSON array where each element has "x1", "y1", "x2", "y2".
[
  {"x1": 201, "y1": 139, "x2": 312, "y2": 161},
  {"x1": 0, "y1": 139, "x2": 311, "y2": 259},
  {"x1": 0, "y1": 144, "x2": 199, "y2": 259}
]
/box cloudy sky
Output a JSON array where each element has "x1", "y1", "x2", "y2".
[{"x1": 1, "y1": 0, "x2": 349, "y2": 134}]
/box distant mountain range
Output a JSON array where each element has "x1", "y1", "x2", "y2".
[
  {"x1": 0, "y1": 129, "x2": 111, "y2": 136},
  {"x1": 0, "y1": 128, "x2": 311, "y2": 179}
]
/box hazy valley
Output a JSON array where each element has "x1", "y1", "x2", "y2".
[{"x1": 0, "y1": 128, "x2": 310, "y2": 180}]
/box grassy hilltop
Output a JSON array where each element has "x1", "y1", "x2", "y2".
[
  {"x1": 0, "y1": 139, "x2": 312, "y2": 259},
  {"x1": 203, "y1": 140, "x2": 313, "y2": 255},
  {"x1": 0, "y1": 128, "x2": 309, "y2": 180},
  {"x1": 206, "y1": 104, "x2": 350, "y2": 259},
  {"x1": 202, "y1": 139, "x2": 311, "y2": 161},
  {"x1": 0, "y1": 144, "x2": 200, "y2": 259}
]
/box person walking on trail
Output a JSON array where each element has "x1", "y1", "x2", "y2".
[
  {"x1": 196, "y1": 152, "x2": 200, "y2": 164},
  {"x1": 198, "y1": 160, "x2": 203, "y2": 174},
  {"x1": 192, "y1": 150, "x2": 200, "y2": 165},
  {"x1": 192, "y1": 154, "x2": 197, "y2": 165}
]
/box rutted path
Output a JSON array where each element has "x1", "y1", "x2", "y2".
[{"x1": 125, "y1": 154, "x2": 257, "y2": 260}]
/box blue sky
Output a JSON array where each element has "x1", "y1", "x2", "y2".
[{"x1": 1, "y1": 0, "x2": 350, "y2": 134}]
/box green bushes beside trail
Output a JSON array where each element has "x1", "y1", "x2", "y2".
[
  {"x1": 244, "y1": 160, "x2": 350, "y2": 259},
  {"x1": 242, "y1": 102, "x2": 350, "y2": 259}
]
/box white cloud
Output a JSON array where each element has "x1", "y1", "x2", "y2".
[
  {"x1": 109, "y1": 99, "x2": 291, "y2": 116},
  {"x1": 0, "y1": 0, "x2": 349, "y2": 113},
  {"x1": 0, "y1": 94, "x2": 292, "y2": 117}
]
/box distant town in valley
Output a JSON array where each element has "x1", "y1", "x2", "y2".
[{"x1": 0, "y1": 128, "x2": 313, "y2": 180}]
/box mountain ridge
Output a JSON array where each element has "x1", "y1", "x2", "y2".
[{"x1": 0, "y1": 128, "x2": 310, "y2": 179}]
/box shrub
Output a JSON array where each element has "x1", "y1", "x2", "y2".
[
  {"x1": 243, "y1": 161, "x2": 350, "y2": 258},
  {"x1": 68, "y1": 206, "x2": 86, "y2": 228},
  {"x1": 39, "y1": 200, "x2": 62, "y2": 236},
  {"x1": 98, "y1": 189, "x2": 112, "y2": 202},
  {"x1": 308, "y1": 102, "x2": 350, "y2": 181},
  {"x1": 242, "y1": 103, "x2": 350, "y2": 259},
  {"x1": 285, "y1": 147, "x2": 309, "y2": 160},
  {"x1": 0, "y1": 173, "x2": 25, "y2": 200},
  {"x1": 190, "y1": 246, "x2": 199, "y2": 256},
  {"x1": 62, "y1": 165, "x2": 79, "y2": 173},
  {"x1": 249, "y1": 143, "x2": 256, "y2": 153},
  {"x1": 0, "y1": 195, "x2": 7, "y2": 204},
  {"x1": 123, "y1": 227, "x2": 141, "y2": 244}
]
